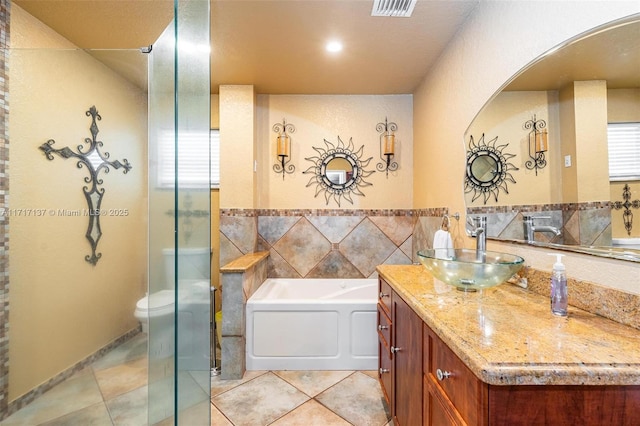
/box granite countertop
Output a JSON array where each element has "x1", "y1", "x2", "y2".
[{"x1": 376, "y1": 264, "x2": 640, "y2": 386}]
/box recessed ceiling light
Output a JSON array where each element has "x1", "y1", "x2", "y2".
[{"x1": 325, "y1": 40, "x2": 343, "y2": 53}]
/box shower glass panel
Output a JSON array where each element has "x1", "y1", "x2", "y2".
[
  {"x1": 8, "y1": 1, "x2": 208, "y2": 422},
  {"x1": 148, "y1": 0, "x2": 211, "y2": 424},
  {"x1": 175, "y1": 0, "x2": 211, "y2": 423},
  {"x1": 148, "y1": 20, "x2": 178, "y2": 424}
]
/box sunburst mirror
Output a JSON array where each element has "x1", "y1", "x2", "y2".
[
  {"x1": 303, "y1": 136, "x2": 374, "y2": 206},
  {"x1": 464, "y1": 134, "x2": 519, "y2": 204}
]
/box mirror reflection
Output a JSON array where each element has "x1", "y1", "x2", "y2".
[
  {"x1": 464, "y1": 18, "x2": 640, "y2": 262},
  {"x1": 303, "y1": 136, "x2": 374, "y2": 206},
  {"x1": 325, "y1": 157, "x2": 354, "y2": 186},
  {"x1": 471, "y1": 156, "x2": 497, "y2": 183}
]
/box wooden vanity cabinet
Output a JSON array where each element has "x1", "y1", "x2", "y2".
[
  {"x1": 380, "y1": 270, "x2": 640, "y2": 426},
  {"x1": 377, "y1": 303, "x2": 392, "y2": 404},
  {"x1": 424, "y1": 324, "x2": 488, "y2": 426},
  {"x1": 393, "y1": 289, "x2": 423, "y2": 426},
  {"x1": 377, "y1": 278, "x2": 393, "y2": 405},
  {"x1": 377, "y1": 278, "x2": 423, "y2": 426},
  {"x1": 423, "y1": 321, "x2": 640, "y2": 425}
]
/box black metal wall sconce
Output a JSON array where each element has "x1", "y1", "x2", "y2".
[
  {"x1": 523, "y1": 115, "x2": 548, "y2": 175},
  {"x1": 376, "y1": 117, "x2": 398, "y2": 177},
  {"x1": 272, "y1": 118, "x2": 296, "y2": 179}
]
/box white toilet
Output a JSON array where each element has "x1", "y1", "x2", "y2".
[{"x1": 134, "y1": 247, "x2": 210, "y2": 361}]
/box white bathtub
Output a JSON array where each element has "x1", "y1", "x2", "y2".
[
  {"x1": 612, "y1": 238, "x2": 640, "y2": 249},
  {"x1": 246, "y1": 278, "x2": 378, "y2": 371}
]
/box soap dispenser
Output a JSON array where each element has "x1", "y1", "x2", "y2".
[{"x1": 548, "y1": 254, "x2": 567, "y2": 316}]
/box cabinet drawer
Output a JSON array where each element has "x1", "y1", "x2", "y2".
[
  {"x1": 378, "y1": 278, "x2": 392, "y2": 315},
  {"x1": 377, "y1": 304, "x2": 392, "y2": 350},
  {"x1": 379, "y1": 340, "x2": 392, "y2": 405},
  {"x1": 424, "y1": 376, "x2": 458, "y2": 426},
  {"x1": 424, "y1": 326, "x2": 487, "y2": 425}
]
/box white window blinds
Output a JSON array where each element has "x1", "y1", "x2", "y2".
[
  {"x1": 157, "y1": 129, "x2": 220, "y2": 188},
  {"x1": 608, "y1": 122, "x2": 640, "y2": 181}
]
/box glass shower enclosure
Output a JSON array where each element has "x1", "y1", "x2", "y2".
[
  {"x1": 6, "y1": 1, "x2": 210, "y2": 423},
  {"x1": 148, "y1": 0, "x2": 211, "y2": 424}
]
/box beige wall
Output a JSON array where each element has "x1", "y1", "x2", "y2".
[
  {"x1": 219, "y1": 85, "x2": 257, "y2": 209},
  {"x1": 608, "y1": 88, "x2": 640, "y2": 239},
  {"x1": 558, "y1": 81, "x2": 609, "y2": 203},
  {"x1": 574, "y1": 81, "x2": 610, "y2": 202},
  {"x1": 220, "y1": 92, "x2": 413, "y2": 210},
  {"x1": 256, "y1": 94, "x2": 413, "y2": 209},
  {"x1": 9, "y1": 5, "x2": 148, "y2": 400},
  {"x1": 413, "y1": 1, "x2": 640, "y2": 293},
  {"x1": 608, "y1": 88, "x2": 640, "y2": 121},
  {"x1": 467, "y1": 81, "x2": 613, "y2": 207},
  {"x1": 210, "y1": 95, "x2": 220, "y2": 304},
  {"x1": 559, "y1": 83, "x2": 579, "y2": 202},
  {"x1": 465, "y1": 90, "x2": 561, "y2": 206}
]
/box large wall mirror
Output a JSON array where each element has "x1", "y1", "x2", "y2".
[{"x1": 464, "y1": 16, "x2": 640, "y2": 262}]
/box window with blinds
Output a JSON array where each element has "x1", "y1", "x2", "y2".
[
  {"x1": 157, "y1": 129, "x2": 220, "y2": 188},
  {"x1": 608, "y1": 122, "x2": 640, "y2": 181}
]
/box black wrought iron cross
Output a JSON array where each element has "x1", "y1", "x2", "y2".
[
  {"x1": 165, "y1": 192, "x2": 208, "y2": 243},
  {"x1": 39, "y1": 106, "x2": 132, "y2": 265},
  {"x1": 612, "y1": 184, "x2": 640, "y2": 236}
]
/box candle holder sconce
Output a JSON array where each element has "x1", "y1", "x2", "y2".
[
  {"x1": 272, "y1": 119, "x2": 296, "y2": 179},
  {"x1": 376, "y1": 117, "x2": 398, "y2": 177},
  {"x1": 523, "y1": 115, "x2": 548, "y2": 176}
]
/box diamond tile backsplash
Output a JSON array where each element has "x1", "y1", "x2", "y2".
[
  {"x1": 467, "y1": 202, "x2": 611, "y2": 245},
  {"x1": 221, "y1": 208, "x2": 448, "y2": 279},
  {"x1": 220, "y1": 206, "x2": 639, "y2": 331}
]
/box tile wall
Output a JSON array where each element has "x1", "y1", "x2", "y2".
[
  {"x1": 218, "y1": 207, "x2": 451, "y2": 379},
  {"x1": 220, "y1": 208, "x2": 450, "y2": 280},
  {"x1": 467, "y1": 202, "x2": 611, "y2": 246},
  {"x1": 219, "y1": 205, "x2": 639, "y2": 334},
  {"x1": 1, "y1": 0, "x2": 8, "y2": 416},
  {"x1": 220, "y1": 252, "x2": 268, "y2": 379}
]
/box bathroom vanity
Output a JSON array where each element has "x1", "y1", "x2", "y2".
[{"x1": 376, "y1": 265, "x2": 640, "y2": 425}]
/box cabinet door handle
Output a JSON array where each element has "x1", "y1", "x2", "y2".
[
  {"x1": 379, "y1": 368, "x2": 389, "y2": 374},
  {"x1": 436, "y1": 368, "x2": 452, "y2": 381},
  {"x1": 391, "y1": 346, "x2": 402, "y2": 353},
  {"x1": 379, "y1": 291, "x2": 389, "y2": 298},
  {"x1": 378, "y1": 324, "x2": 388, "y2": 331}
]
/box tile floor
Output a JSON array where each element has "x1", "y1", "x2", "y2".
[{"x1": 1, "y1": 334, "x2": 392, "y2": 425}]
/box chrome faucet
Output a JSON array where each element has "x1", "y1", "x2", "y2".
[
  {"x1": 468, "y1": 216, "x2": 487, "y2": 252},
  {"x1": 523, "y1": 215, "x2": 562, "y2": 243}
]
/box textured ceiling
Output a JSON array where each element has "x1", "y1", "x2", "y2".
[
  {"x1": 208, "y1": 0, "x2": 479, "y2": 94},
  {"x1": 13, "y1": 0, "x2": 174, "y2": 49},
  {"x1": 14, "y1": 0, "x2": 480, "y2": 94},
  {"x1": 505, "y1": 18, "x2": 640, "y2": 91},
  {"x1": 13, "y1": 1, "x2": 639, "y2": 95}
]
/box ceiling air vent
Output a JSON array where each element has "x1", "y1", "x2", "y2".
[{"x1": 371, "y1": 0, "x2": 417, "y2": 17}]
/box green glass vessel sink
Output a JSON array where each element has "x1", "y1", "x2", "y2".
[{"x1": 417, "y1": 249, "x2": 525, "y2": 291}]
